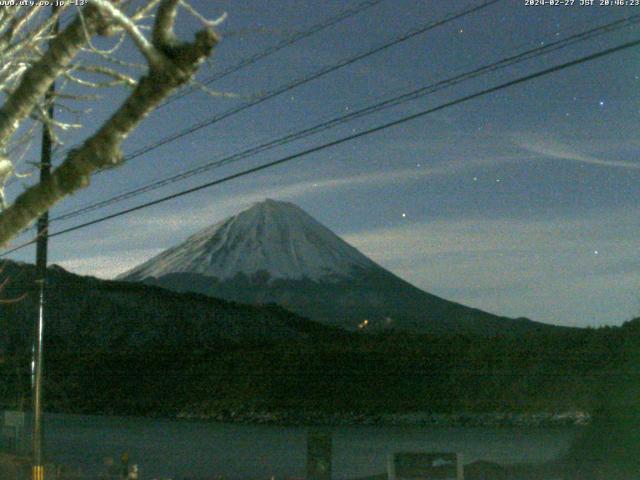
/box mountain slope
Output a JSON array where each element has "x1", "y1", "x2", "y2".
[{"x1": 120, "y1": 199, "x2": 562, "y2": 335}]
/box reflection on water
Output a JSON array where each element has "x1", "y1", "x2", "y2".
[{"x1": 37, "y1": 413, "x2": 577, "y2": 479}]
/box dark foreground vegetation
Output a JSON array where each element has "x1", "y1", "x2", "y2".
[{"x1": 0, "y1": 320, "x2": 632, "y2": 418}]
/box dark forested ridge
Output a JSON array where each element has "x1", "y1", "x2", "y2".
[
  {"x1": 1, "y1": 322, "x2": 633, "y2": 419},
  {"x1": 0, "y1": 259, "x2": 636, "y2": 424}
]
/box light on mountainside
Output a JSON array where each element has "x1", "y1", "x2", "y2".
[{"x1": 358, "y1": 319, "x2": 370, "y2": 330}]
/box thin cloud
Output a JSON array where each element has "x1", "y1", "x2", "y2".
[
  {"x1": 119, "y1": 156, "x2": 514, "y2": 236},
  {"x1": 56, "y1": 249, "x2": 164, "y2": 279},
  {"x1": 514, "y1": 135, "x2": 640, "y2": 170}
]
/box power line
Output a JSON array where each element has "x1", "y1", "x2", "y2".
[
  {"x1": 50, "y1": 13, "x2": 640, "y2": 223},
  {"x1": 96, "y1": 0, "x2": 503, "y2": 166},
  {"x1": 3, "y1": 34, "x2": 638, "y2": 257},
  {"x1": 161, "y1": 0, "x2": 388, "y2": 108},
  {"x1": 46, "y1": 0, "x2": 499, "y2": 168},
  {"x1": 40, "y1": 0, "x2": 390, "y2": 168}
]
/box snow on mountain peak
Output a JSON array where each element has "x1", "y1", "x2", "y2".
[{"x1": 121, "y1": 199, "x2": 379, "y2": 282}]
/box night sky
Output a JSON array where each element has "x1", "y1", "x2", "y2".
[{"x1": 4, "y1": 0, "x2": 640, "y2": 327}]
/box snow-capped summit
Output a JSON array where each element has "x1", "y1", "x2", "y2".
[{"x1": 122, "y1": 199, "x2": 378, "y2": 283}]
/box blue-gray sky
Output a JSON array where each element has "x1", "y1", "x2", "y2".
[{"x1": 5, "y1": 0, "x2": 640, "y2": 327}]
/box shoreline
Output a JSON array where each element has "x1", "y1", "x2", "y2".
[
  {"x1": 6, "y1": 404, "x2": 592, "y2": 428},
  {"x1": 174, "y1": 408, "x2": 591, "y2": 427}
]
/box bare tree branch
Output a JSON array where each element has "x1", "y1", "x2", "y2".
[
  {"x1": 91, "y1": 0, "x2": 164, "y2": 66},
  {"x1": 0, "y1": 0, "x2": 219, "y2": 247},
  {"x1": 0, "y1": 4, "x2": 107, "y2": 149}
]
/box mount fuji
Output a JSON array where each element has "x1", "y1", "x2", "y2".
[{"x1": 119, "y1": 199, "x2": 557, "y2": 335}]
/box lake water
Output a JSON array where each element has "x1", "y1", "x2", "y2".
[{"x1": 35, "y1": 413, "x2": 578, "y2": 479}]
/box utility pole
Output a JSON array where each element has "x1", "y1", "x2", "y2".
[
  {"x1": 32, "y1": 7, "x2": 58, "y2": 480},
  {"x1": 31, "y1": 83, "x2": 53, "y2": 480}
]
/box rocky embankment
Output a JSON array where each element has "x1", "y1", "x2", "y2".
[{"x1": 176, "y1": 408, "x2": 591, "y2": 427}]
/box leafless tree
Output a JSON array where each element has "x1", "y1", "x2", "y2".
[{"x1": 0, "y1": 0, "x2": 223, "y2": 247}]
